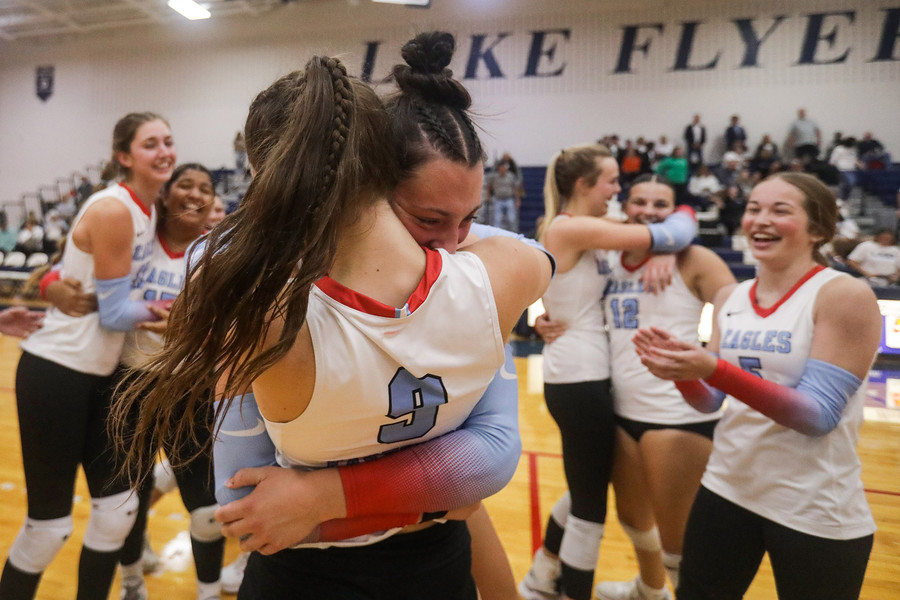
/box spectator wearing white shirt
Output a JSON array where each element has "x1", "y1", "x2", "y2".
[
  {"x1": 847, "y1": 229, "x2": 900, "y2": 286},
  {"x1": 829, "y1": 137, "x2": 862, "y2": 200}
]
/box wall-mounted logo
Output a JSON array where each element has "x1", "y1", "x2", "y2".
[{"x1": 36, "y1": 65, "x2": 54, "y2": 102}]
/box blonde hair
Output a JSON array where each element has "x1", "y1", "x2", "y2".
[{"x1": 539, "y1": 144, "x2": 612, "y2": 241}]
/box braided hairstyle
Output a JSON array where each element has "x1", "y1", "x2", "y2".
[
  {"x1": 386, "y1": 31, "x2": 485, "y2": 179},
  {"x1": 111, "y1": 56, "x2": 401, "y2": 480}
]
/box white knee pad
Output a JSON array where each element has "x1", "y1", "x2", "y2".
[
  {"x1": 619, "y1": 521, "x2": 662, "y2": 553},
  {"x1": 550, "y1": 491, "x2": 571, "y2": 528},
  {"x1": 662, "y1": 551, "x2": 682, "y2": 589},
  {"x1": 7, "y1": 516, "x2": 73, "y2": 574},
  {"x1": 190, "y1": 504, "x2": 223, "y2": 543},
  {"x1": 153, "y1": 459, "x2": 178, "y2": 495},
  {"x1": 558, "y1": 515, "x2": 604, "y2": 571},
  {"x1": 83, "y1": 490, "x2": 139, "y2": 552}
]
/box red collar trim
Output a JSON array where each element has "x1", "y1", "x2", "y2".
[
  {"x1": 157, "y1": 231, "x2": 184, "y2": 259},
  {"x1": 315, "y1": 248, "x2": 442, "y2": 318},
  {"x1": 749, "y1": 264, "x2": 825, "y2": 318},
  {"x1": 620, "y1": 253, "x2": 651, "y2": 273},
  {"x1": 120, "y1": 184, "x2": 153, "y2": 218}
]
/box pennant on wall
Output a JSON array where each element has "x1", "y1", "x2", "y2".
[{"x1": 36, "y1": 65, "x2": 54, "y2": 101}]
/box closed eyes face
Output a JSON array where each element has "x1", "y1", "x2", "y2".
[{"x1": 391, "y1": 159, "x2": 483, "y2": 253}]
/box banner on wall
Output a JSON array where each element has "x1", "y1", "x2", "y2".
[{"x1": 36, "y1": 65, "x2": 54, "y2": 101}]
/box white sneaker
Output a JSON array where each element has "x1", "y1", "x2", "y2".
[
  {"x1": 595, "y1": 576, "x2": 672, "y2": 600},
  {"x1": 220, "y1": 551, "x2": 250, "y2": 595},
  {"x1": 518, "y1": 548, "x2": 561, "y2": 600},
  {"x1": 140, "y1": 534, "x2": 160, "y2": 574},
  {"x1": 120, "y1": 576, "x2": 148, "y2": 600}
]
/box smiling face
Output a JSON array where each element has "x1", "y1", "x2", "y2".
[
  {"x1": 162, "y1": 168, "x2": 214, "y2": 233},
  {"x1": 391, "y1": 158, "x2": 483, "y2": 252},
  {"x1": 624, "y1": 180, "x2": 676, "y2": 225},
  {"x1": 581, "y1": 157, "x2": 621, "y2": 217},
  {"x1": 117, "y1": 119, "x2": 176, "y2": 187},
  {"x1": 742, "y1": 178, "x2": 820, "y2": 265}
]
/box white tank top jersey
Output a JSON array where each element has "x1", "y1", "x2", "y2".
[
  {"x1": 265, "y1": 247, "x2": 505, "y2": 469},
  {"x1": 541, "y1": 216, "x2": 611, "y2": 384},
  {"x1": 703, "y1": 266, "x2": 876, "y2": 540},
  {"x1": 604, "y1": 250, "x2": 722, "y2": 424},
  {"x1": 21, "y1": 184, "x2": 157, "y2": 376},
  {"x1": 120, "y1": 232, "x2": 186, "y2": 369}
]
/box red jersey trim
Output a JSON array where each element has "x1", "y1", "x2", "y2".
[
  {"x1": 119, "y1": 184, "x2": 153, "y2": 218},
  {"x1": 157, "y1": 231, "x2": 184, "y2": 259},
  {"x1": 749, "y1": 264, "x2": 826, "y2": 318},
  {"x1": 315, "y1": 248, "x2": 442, "y2": 318},
  {"x1": 620, "y1": 253, "x2": 651, "y2": 273}
]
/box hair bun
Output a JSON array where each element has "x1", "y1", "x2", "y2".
[{"x1": 393, "y1": 31, "x2": 471, "y2": 110}]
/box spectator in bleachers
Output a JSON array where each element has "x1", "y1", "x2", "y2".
[
  {"x1": 56, "y1": 192, "x2": 77, "y2": 222},
  {"x1": 688, "y1": 164, "x2": 722, "y2": 203},
  {"x1": 42, "y1": 209, "x2": 68, "y2": 254},
  {"x1": 829, "y1": 137, "x2": 862, "y2": 201},
  {"x1": 619, "y1": 143, "x2": 650, "y2": 192},
  {"x1": 847, "y1": 229, "x2": 900, "y2": 286},
  {"x1": 207, "y1": 194, "x2": 226, "y2": 229},
  {"x1": 717, "y1": 184, "x2": 747, "y2": 236},
  {"x1": 714, "y1": 152, "x2": 742, "y2": 188},
  {"x1": 857, "y1": 132, "x2": 891, "y2": 169},
  {"x1": 724, "y1": 114, "x2": 747, "y2": 152},
  {"x1": 0, "y1": 212, "x2": 18, "y2": 253},
  {"x1": 754, "y1": 134, "x2": 779, "y2": 162},
  {"x1": 683, "y1": 114, "x2": 707, "y2": 173},
  {"x1": 750, "y1": 146, "x2": 778, "y2": 179},
  {"x1": 655, "y1": 146, "x2": 690, "y2": 205},
  {"x1": 735, "y1": 169, "x2": 755, "y2": 198},
  {"x1": 655, "y1": 135, "x2": 675, "y2": 159},
  {"x1": 786, "y1": 107, "x2": 821, "y2": 162},
  {"x1": 15, "y1": 213, "x2": 44, "y2": 254},
  {"x1": 486, "y1": 158, "x2": 522, "y2": 232},
  {"x1": 76, "y1": 176, "x2": 94, "y2": 206}
]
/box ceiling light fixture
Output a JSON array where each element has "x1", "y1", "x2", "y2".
[
  {"x1": 371, "y1": 0, "x2": 431, "y2": 7},
  {"x1": 168, "y1": 0, "x2": 211, "y2": 20}
]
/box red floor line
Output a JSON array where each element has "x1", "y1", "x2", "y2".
[
  {"x1": 522, "y1": 450, "x2": 900, "y2": 498},
  {"x1": 528, "y1": 452, "x2": 542, "y2": 555}
]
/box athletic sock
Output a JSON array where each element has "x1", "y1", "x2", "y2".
[
  {"x1": 77, "y1": 547, "x2": 119, "y2": 600},
  {"x1": 0, "y1": 560, "x2": 42, "y2": 598}
]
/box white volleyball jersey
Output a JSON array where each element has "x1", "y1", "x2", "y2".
[
  {"x1": 541, "y1": 216, "x2": 610, "y2": 383},
  {"x1": 703, "y1": 266, "x2": 876, "y2": 540},
  {"x1": 605, "y1": 250, "x2": 722, "y2": 424},
  {"x1": 21, "y1": 184, "x2": 156, "y2": 376},
  {"x1": 120, "y1": 232, "x2": 186, "y2": 369},
  {"x1": 264, "y1": 248, "x2": 505, "y2": 469}
]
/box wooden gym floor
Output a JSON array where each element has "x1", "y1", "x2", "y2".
[{"x1": 0, "y1": 339, "x2": 898, "y2": 599}]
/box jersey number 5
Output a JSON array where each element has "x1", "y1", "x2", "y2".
[{"x1": 378, "y1": 368, "x2": 448, "y2": 444}]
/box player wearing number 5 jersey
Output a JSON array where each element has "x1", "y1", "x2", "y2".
[
  {"x1": 635, "y1": 172, "x2": 880, "y2": 600},
  {"x1": 112, "y1": 55, "x2": 551, "y2": 600}
]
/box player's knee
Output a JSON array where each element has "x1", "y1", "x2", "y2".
[
  {"x1": 82, "y1": 490, "x2": 138, "y2": 552},
  {"x1": 559, "y1": 515, "x2": 604, "y2": 571},
  {"x1": 8, "y1": 515, "x2": 73, "y2": 573},
  {"x1": 189, "y1": 504, "x2": 223, "y2": 543},
  {"x1": 619, "y1": 521, "x2": 662, "y2": 553}
]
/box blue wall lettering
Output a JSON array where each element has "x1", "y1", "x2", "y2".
[
  {"x1": 614, "y1": 23, "x2": 664, "y2": 74},
  {"x1": 672, "y1": 21, "x2": 721, "y2": 71},
  {"x1": 733, "y1": 16, "x2": 786, "y2": 67},
  {"x1": 465, "y1": 33, "x2": 511, "y2": 79},
  {"x1": 523, "y1": 29, "x2": 570, "y2": 77},
  {"x1": 872, "y1": 8, "x2": 900, "y2": 61},
  {"x1": 797, "y1": 11, "x2": 855, "y2": 65},
  {"x1": 361, "y1": 40, "x2": 382, "y2": 82}
]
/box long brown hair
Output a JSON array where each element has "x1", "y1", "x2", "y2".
[
  {"x1": 100, "y1": 112, "x2": 169, "y2": 181},
  {"x1": 111, "y1": 56, "x2": 401, "y2": 482},
  {"x1": 766, "y1": 172, "x2": 837, "y2": 265}
]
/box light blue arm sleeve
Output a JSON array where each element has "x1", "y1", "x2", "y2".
[
  {"x1": 470, "y1": 223, "x2": 557, "y2": 276},
  {"x1": 795, "y1": 359, "x2": 862, "y2": 435},
  {"x1": 95, "y1": 274, "x2": 154, "y2": 331},
  {"x1": 213, "y1": 392, "x2": 278, "y2": 506},
  {"x1": 646, "y1": 208, "x2": 698, "y2": 253}
]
